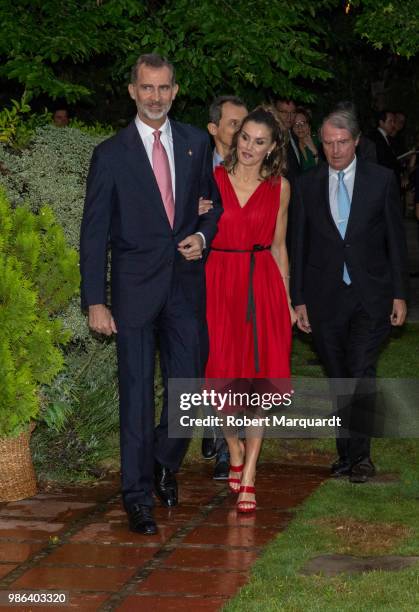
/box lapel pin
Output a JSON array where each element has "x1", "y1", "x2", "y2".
[{"x1": 188, "y1": 149, "x2": 193, "y2": 156}]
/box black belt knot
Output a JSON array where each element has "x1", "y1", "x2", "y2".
[{"x1": 210, "y1": 244, "x2": 271, "y2": 372}]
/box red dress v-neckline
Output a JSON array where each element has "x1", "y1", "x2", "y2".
[{"x1": 226, "y1": 172, "x2": 265, "y2": 209}]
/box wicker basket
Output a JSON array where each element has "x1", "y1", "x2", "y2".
[{"x1": 0, "y1": 425, "x2": 37, "y2": 502}]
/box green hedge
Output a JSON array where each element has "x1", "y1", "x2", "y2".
[{"x1": 0, "y1": 125, "x2": 121, "y2": 479}]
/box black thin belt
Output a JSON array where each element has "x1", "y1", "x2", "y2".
[{"x1": 210, "y1": 244, "x2": 271, "y2": 373}]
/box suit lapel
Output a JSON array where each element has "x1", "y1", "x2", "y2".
[
  {"x1": 318, "y1": 164, "x2": 342, "y2": 240},
  {"x1": 122, "y1": 121, "x2": 172, "y2": 227},
  {"x1": 288, "y1": 133, "x2": 301, "y2": 166},
  {"x1": 171, "y1": 120, "x2": 192, "y2": 230}
]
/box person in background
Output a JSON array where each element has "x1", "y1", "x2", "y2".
[
  {"x1": 207, "y1": 95, "x2": 248, "y2": 168},
  {"x1": 292, "y1": 107, "x2": 320, "y2": 171},
  {"x1": 275, "y1": 98, "x2": 301, "y2": 254},
  {"x1": 410, "y1": 151, "x2": 419, "y2": 278},
  {"x1": 391, "y1": 111, "x2": 413, "y2": 215},
  {"x1": 53, "y1": 108, "x2": 70, "y2": 127},
  {"x1": 369, "y1": 110, "x2": 400, "y2": 183},
  {"x1": 275, "y1": 98, "x2": 301, "y2": 180},
  {"x1": 391, "y1": 111, "x2": 407, "y2": 157}
]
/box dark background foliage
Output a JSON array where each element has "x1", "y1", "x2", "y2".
[{"x1": 1, "y1": 0, "x2": 418, "y2": 130}]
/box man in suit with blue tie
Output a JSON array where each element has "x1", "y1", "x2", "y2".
[
  {"x1": 80, "y1": 54, "x2": 222, "y2": 534},
  {"x1": 291, "y1": 109, "x2": 408, "y2": 483}
]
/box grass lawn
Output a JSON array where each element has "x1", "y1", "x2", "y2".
[{"x1": 224, "y1": 323, "x2": 419, "y2": 611}]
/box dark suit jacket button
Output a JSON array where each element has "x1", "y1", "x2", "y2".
[
  {"x1": 167, "y1": 259, "x2": 173, "y2": 265},
  {"x1": 344, "y1": 244, "x2": 351, "y2": 248}
]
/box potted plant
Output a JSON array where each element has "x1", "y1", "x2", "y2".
[{"x1": 0, "y1": 188, "x2": 79, "y2": 501}]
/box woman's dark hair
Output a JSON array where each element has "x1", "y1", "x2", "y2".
[{"x1": 224, "y1": 105, "x2": 287, "y2": 179}]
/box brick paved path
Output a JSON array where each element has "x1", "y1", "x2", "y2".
[{"x1": 0, "y1": 463, "x2": 327, "y2": 611}]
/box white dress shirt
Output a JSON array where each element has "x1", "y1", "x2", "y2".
[
  {"x1": 135, "y1": 115, "x2": 176, "y2": 199},
  {"x1": 329, "y1": 156, "x2": 357, "y2": 226}
]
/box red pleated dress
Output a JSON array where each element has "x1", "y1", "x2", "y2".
[{"x1": 205, "y1": 165, "x2": 292, "y2": 379}]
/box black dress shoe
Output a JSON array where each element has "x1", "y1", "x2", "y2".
[
  {"x1": 213, "y1": 450, "x2": 229, "y2": 480},
  {"x1": 154, "y1": 462, "x2": 178, "y2": 507},
  {"x1": 202, "y1": 435, "x2": 217, "y2": 460},
  {"x1": 349, "y1": 458, "x2": 376, "y2": 483},
  {"x1": 127, "y1": 504, "x2": 157, "y2": 535},
  {"x1": 331, "y1": 458, "x2": 351, "y2": 478}
]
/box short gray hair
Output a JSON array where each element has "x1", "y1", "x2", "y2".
[
  {"x1": 130, "y1": 53, "x2": 176, "y2": 85},
  {"x1": 321, "y1": 110, "x2": 360, "y2": 140}
]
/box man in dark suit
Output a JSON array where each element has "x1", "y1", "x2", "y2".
[
  {"x1": 369, "y1": 110, "x2": 400, "y2": 183},
  {"x1": 292, "y1": 109, "x2": 408, "y2": 483},
  {"x1": 80, "y1": 54, "x2": 222, "y2": 534},
  {"x1": 275, "y1": 98, "x2": 301, "y2": 182}
]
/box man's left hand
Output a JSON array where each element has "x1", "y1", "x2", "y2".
[
  {"x1": 390, "y1": 298, "x2": 407, "y2": 326},
  {"x1": 178, "y1": 234, "x2": 204, "y2": 261}
]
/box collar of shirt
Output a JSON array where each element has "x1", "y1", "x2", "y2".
[
  {"x1": 329, "y1": 155, "x2": 357, "y2": 183},
  {"x1": 135, "y1": 115, "x2": 172, "y2": 144},
  {"x1": 378, "y1": 127, "x2": 389, "y2": 144},
  {"x1": 329, "y1": 156, "x2": 357, "y2": 221},
  {"x1": 213, "y1": 149, "x2": 224, "y2": 169}
]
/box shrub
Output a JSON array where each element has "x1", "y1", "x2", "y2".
[
  {"x1": 0, "y1": 189, "x2": 79, "y2": 437},
  {"x1": 0, "y1": 96, "x2": 51, "y2": 150},
  {"x1": 32, "y1": 339, "x2": 120, "y2": 481}
]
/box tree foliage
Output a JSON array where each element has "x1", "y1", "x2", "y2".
[
  {"x1": 0, "y1": 1, "x2": 417, "y2": 115},
  {"x1": 144, "y1": 0, "x2": 335, "y2": 103},
  {"x1": 354, "y1": 0, "x2": 419, "y2": 59},
  {"x1": 0, "y1": 0, "x2": 147, "y2": 101}
]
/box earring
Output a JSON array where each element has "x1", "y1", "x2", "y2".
[{"x1": 266, "y1": 151, "x2": 271, "y2": 161}]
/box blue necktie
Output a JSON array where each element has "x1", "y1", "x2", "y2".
[{"x1": 337, "y1": 171, "x2": 351, "y2": 285}]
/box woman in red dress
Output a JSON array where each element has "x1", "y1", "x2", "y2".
[{"x1": 205, "y1": 106, "x2": 296, "y2": 512}]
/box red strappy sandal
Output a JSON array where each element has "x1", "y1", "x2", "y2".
[
  {"x1": 228, "y1": 464, "x2": 244, "y2": 493},
  {"x1": 236, "y1": 485, "x2": 256, "y2": 513}
]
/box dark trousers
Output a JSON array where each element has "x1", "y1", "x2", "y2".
[
  {"x1": 310, "y1": 284, "x2": 391, "y2": 464},
  {"x1": 116, "y1": 278, "x2": 207, "y2": 509}
]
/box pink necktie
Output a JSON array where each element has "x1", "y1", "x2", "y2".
[{"x1": 152, "y1": 130, "x2": 175, "y2": 228}]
